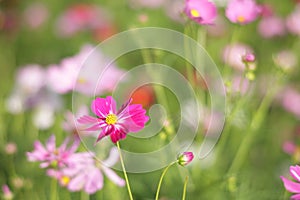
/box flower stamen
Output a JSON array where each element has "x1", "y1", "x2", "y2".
[{"x1": 105, "y1": 114, "x2": 118, "y2": 125}]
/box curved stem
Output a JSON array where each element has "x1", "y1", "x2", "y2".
[
  {"x1": 155, "y1": 161, "x2": 177, "y2": 200},
  {"x1": 116, "y1": 142, "x2": 133, "y2": 200},
  {"x1": 182, "y1": 176, "x2": 189, "y2": 200}
]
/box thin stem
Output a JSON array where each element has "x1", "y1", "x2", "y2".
[
  {"x1": 50, "y1": 178, "x2": 57, "y2": 200},
  {"x1": 116, "y1": 142, "x2": 134, "y2": 200},
  {"x1": 155, "y1": 161, "x2": 177, "y2": 200},
  {"x1": 182, "y1": 176, "x2": 189, "y2": 200},
  {"x1": 227, "y1": 83, "x2": 279, "y2": 174}
]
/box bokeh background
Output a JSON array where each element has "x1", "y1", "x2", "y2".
[{"x1": 1, "y1": 0, "x2": 300, "y2": 199}]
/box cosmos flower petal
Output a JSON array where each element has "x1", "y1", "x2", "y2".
[
  {"x1": 291, "y1": 193, "x2": 300, "y2": 200},
  {"x1": 46, "y1": 135, "x2": 56, "y2": 152},
  {"x1": 77, "y1": 115, "x2": 99, "y2": 123},
  {"x1": 91, "y1": 96, "x2": 117, "y2": 117},
  {"x1": 109, "y1": 130, "x2": 127, "y2": 143},
  {"x1": 291, "y1": 166, "x2": 300, "y2": 182},
  {"x1": 281, "y1": 176, "x2": 300, "y2": 193},
  {"x1": 102, "y1": 166, "x2": 125, "y2": 186},
  {"x1": 68, "y1": 173, "x2": 86, "y2": 192},
  {"x1": 84, "y1": 169, "x2": 103, "y2": 194}
]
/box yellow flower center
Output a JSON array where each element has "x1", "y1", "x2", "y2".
[
  {"x1": 77, "y1": 78, "x2": 87, "y2": 84},
  {"x1": 237, "y1": 16, "x2": 245, "y2": 23},
  {"x1": 105, "y1": 114, "x2": 118, "y2": 125},
  {"x1": 190, "y1": 9, "x2": 200, "y2": 18},
  {"x1": 60, "y1": 176, "x2": 70, "y2": 186}
]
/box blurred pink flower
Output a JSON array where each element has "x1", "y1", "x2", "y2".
[
  {"x1": 78, "y1": 96, "x2": 149, "y2": 143},
  {"x1": 286, "y1": 6, "x2": 300, "y2": 36},
  {"x1": 177, "y1": 152, "x2": 194, "y2": 166},
  {"x1": 2, "y1": 185, "x2": 13, "y2": 200},
  {"x1": 258, "y1": 16, "x2": 286, "y2": 38},
  {"x1": 4, "y1": 142, "x2": 17, "y2": 155},
  {"x1": 281, "y1": 165, "x2": 300, "y2": 199},
  {"x1": 55, "y1": 4, "x2": 112, "y2": 38},
  {"x1": 48, "y1": 148, "x2": 125, "y2": 194},
  {"x1": 17, "y1": 65, "x2": 46, "y2": 95},
  {"x1": 222, "y1": 43, "x2": 255, "y2": 71},
  {"x1": 164, "y1": 0, "x2": 185, "y2": 23},
  {"x1": 273, "y1": 50, "x2": 298, "y2": 72},
  {"x1": 225, "y1": 0, "x2": 260, "y2": 24},
  {"x1": 281, "y1": 88, "x2": 300, "y2": 119},
  {"x1": 283, "y1": 141, "x2": 297, "y2": 155},
  {"x1": 23, "y1": 3, "x2": 49, "y2": 29},
  {"x1": 46, "y1": 45, "x2": 124, "y2": 95},
  {"x1": 259, "y1": 4, "x2": 273, "y2": 18},
  {"x1": 27, "y1": 135, "x2": 79, "y2": 168},
  {"x1": 184, "y1": 0, "x2": 217, "y2": 25}
]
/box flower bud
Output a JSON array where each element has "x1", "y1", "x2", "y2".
[{"x1": 177, "y1": 152, "x2": 194, "y2": 166}]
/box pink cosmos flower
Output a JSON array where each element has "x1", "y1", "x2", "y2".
[
  {"x1": 177, "y1": 152, "x2": 194, "y2": 166},
  {"x1": 27, "y1": 135, "x2": 79, "y2": 168},
  {"x1": 47, "y1": 148, "x2": 125, "y2": 194},
  {"x1": 281, "y1": 165, "x2": 300, "y2": 199},
  {"x1": 258, "y1": 16, "x2": 286, "y2": 38},
  {"x1": 184, "y1": 0, "x2": 217, "y2": 25},
  {"x1": 78, "y1": 96, "x2": 149, "y2": 143},
  {"x1": 46, "y1": 44, "x2": 124, "y2": 95},
  {"x1": 225, "y1": 0, "x2": 261, "y2": 24},
  {"x1": 286, "y1": 5, "x2": 300, "y2": 36}
]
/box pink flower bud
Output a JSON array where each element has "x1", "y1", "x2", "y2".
[
  {"x1": 242, "y1": 53, "x2": 256, "y2": 63},
  {"x1": 177, "y1": 152, "x2": 194, "y2": 166}
]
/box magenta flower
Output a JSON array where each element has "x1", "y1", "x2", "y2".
[
  {"x1": 184, "y1": 0, "x2": 217, "y2": 25},
  {"x1": 27, "y1": 135, "x2": 79, "y2": 168},
  {"x1": 177, "y1": 152, "x2": 194, "y2": 166},
  {"x1": 78, "y1": 96, "x2": 149, "y2": 143},
  {"x1": 225, "y1": 0, "x2": 260, "y2": 24},
  {"x1": 281, "y1": 165, "x2": 300, "y2": 199}
]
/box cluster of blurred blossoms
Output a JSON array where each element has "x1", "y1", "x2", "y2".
[
  {"x1": 27, "y1": 135, "x2": 125, "y2": 194},
  {"x1": 5, "y1": 44, "x2": 124, "y2": 130}
]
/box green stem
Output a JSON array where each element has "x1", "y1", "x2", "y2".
[
  {"x1": 227, "y1": 84, "x2": 279, "y2": 174},
  {"x1": 155, "y1": 161, "x2": 177, "y2": 200},
  {"x1": 81, "y1": 191, "x2": 89, "y2": 200},
  {"x1": 116, "y1": 142, "x2": 134, "y2": 200},
  {"x1": 50, "y1": 178, "x2": 57, "y2": 200},
  {"x1": 182, "y1": 176, "x2": 189, "y2": 200}
]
